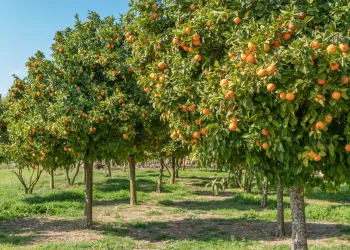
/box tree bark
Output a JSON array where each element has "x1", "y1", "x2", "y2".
[
  {"x1": 276, "y1": 184, "x2": 286, "y2": 237},
  {"x1": 83, "y1": 164, "x2": 87, "y2": 184},
  {"x1": 65, "y1": 168, "x2": 71, "y2": 185},
  {"x1": 157, "y1": 157, "x2": 164, "y2": 193},
  {"x1": 290, "y1": 185, "x2": 308, "y2": 250},
  {"x1": 170, "y1": 156, "x2": 175, "y2": 184},
  {"x1": 128, "y1": 155, "x2": 137, "y2": 205},
  {"x1": 50, "y1": 170, "x2": 55, "y2": 189},
  {"x1": 104, "y1": 161, "x2": 112, "y2": 177},
  {"x1": 175, "y1": 158, "x2": 179, "y2": 178},
  {"x1": 260, "y1": 176, "x2": 268, "y2": 208},
  {"x1": 84, "y1": 161, "x2": 93, "y2": 229}
]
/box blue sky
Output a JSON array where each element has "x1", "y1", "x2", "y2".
[{"x1": 0, "y1": 0, "x2": 130, "y2": 96}]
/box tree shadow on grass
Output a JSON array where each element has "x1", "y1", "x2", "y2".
[
  {"x1": 94, "y1": 178, "x2": 157, "y2": 194},
  {"x1": 159, "y1": 194, "x2": 290, "y2": 211},
  {"x1": 305, "y1": 186, "x2": 350, "y2": 203},
  {"x1": 101, "y1": 217, "x2": 350, "y2": 244},
  {"x1": 22, "y1": 190, "x2": 85, "y2": 204}
]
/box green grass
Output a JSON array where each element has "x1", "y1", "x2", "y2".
[{"x1": 0, "y1": 167, "x2": 349, "y2": 249}]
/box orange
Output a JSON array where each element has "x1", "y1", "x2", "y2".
[
  {"x1": 170, "y1": 132, "x2": 177, "y2": 139},
  {"x1": 330, "y1": 63, "x2": 339, "y2": 71},
  {"x1": 194, "y1": 119, "x2": 201, "y2": 125},
  {"x1": 248, "y1": 42, "x2": 255, "y2": 52},
  {"x1": 325, "y1": 115, "x2": 333, "y2": 123},
  {"x1": 194, "y1": 54, "x2": 202, "y2": 62},
  {"x1": 181, "y1": 106, "x2": 187, "y2": 112},
  {"x1": 313, "y1": 154, "x2": 321, "y2": 161},
  {"x1": 203, "y1": 108, "x2": 211, "y2": 115},
  {"x1": 255, "y1": 140, "x2": 260, "y2": 146},
  {"x1": 286, "y1": 93, "x2": 295, "y2": 101},
  {"x1": 262, "y1": 129, "x2": 269, "y2": 136},
  {"x1": 315, "y1": 121, "x2": 325, "y2": 130},
  {"x1": 225, "y1": 90, "x2": 234, "y2": 100},
  {"x1": 279, "y1": 92, "x2": 286, "y2": 99},
  {"x1": 193, "y1": 131, "x2": 200, "y2": 139},
  {"x1": 229, "y1": 123, "x2": 238, "y2": 131},
  {"x1": 152, "y1": 13, "x2": 158, "y2": 20},
  {"x1": 192, "y1": 34, "x2": 201, "y2": 41},
  {"x1": 315, "y1": 94, "x2": 323, "y2": 103},
  {"x1": 327, "y1": 44, "x2": 336, "y2": 53},
  {"x1": 262, "y1": 143, "x2": 269, "y2": 150},
  {"x1": 185, "y1": 27, "x2": 191, "y2": 35},
  {"x1": 311, "y1": 54, "x2": 317, "y2": 60},
  {"x1": 158, "y1": 62, "x2": 166, "y2": 70},
  {"x1": 332, "y1": 91, "x2": 341, "y2": 100},
  {"x1": 339, "y1": 43, "x2": 349, "y2": 52},
  {"x1": 264, "y1": 43, "x2": 270, "y2": 52},
  {"x1": 273, "y1": 40, "x2": 281, "y2": 48},
  {"x1": 288, "y1": 22, "x2": 296, "y2": 31},
  {"x1": 144, "y1": 86, "x2": 151, "y2": 93},
  {"x1": 256, "y1": 69, "x2": 267, "y2": 77},
  {"x1": 193, "y1": 40, "x2": 201, "y2": 46},
  {"x1": 282, "y1": 32, "x2": 291, "y2": 41},
  {"x1": 241, "y1": 53, "x2": 249, "y2": 61},
  {"x1": 311, "y1": 41, "x2": 321, "y2": 49},
  {"x1": 298, "y1": 12, "x2": 307, "y2": 20},
  {"x1": 267, "y1": 65, "x2": 276, "y2": 73},
  {"x1": 317, "y1": 78, "x2": 326, "y2": 85},
  {"x1": 228, "y1": 52, "x2": 234, "y2": 58},
  {"x1": 220, "y1": 79, "x2": 229, "y2": 88},
  {"x1": 246, "y1": 54, "x2": 255, "y2": 64},
  {"x1": 267, "y1": 83, "x2": 275, "y2": 91},
  {"x1": 345, "y1": 144, "x2": 350, "y2": 152},
  {"x1": 188, "y1": 104, "x2": 196, "y2": 112},
  {"x1": 307, "y1": 151, "x2": 315, "y2": 159},
  {"x1": 233, "y1": 17, "x2": 241, "y2": 24},
  {"x1": 341, "y1": 77, "x2": 349, "y2": 84},
  {"x1": 152, "y1": 3, "x2": 158, "y2": 9},
  {"x1": 201, "y1": 128, "x2": 207, "y2": 135}
]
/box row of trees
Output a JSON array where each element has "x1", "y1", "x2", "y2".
[{"x1": 0, "y1": 0, "x2": 349, "y2": 249}]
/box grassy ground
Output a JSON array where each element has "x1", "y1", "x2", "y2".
[{"x1": 0, "y1": 166, "x2": 349, "y2": 250}]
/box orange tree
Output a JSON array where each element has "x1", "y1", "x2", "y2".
[
  {"x1": 126, "y1": 0, "x2": 350, "y2": 249},
  {"x1": 47, "y1": 12, "x2": 167, "y2": 228}
]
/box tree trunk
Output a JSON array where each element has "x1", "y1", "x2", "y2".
[
  {"x1": 123, "y1": 162, "x2": 127, "y2": 172},
  {"x1": 175, "y1": 158, "x2": 179, "y2": 178},
  {"x1": 128, "y1": 155, "x2": 137, "y2": 205},
  {"x1": 50, "y1": 170, "x2": 55, "y2": 189},
  {"x1": 182, "y1": 158, "x2": 185, "y2": 171},
  {"x1": 157, "y1": 157, "x2": 164, "y2": 193},
  {"x1": 260, "y1": 176, "x2": 268, "y2": 208},
  {"x1": 290, "y1": 185, "x2": 308, "y2": 250},
  {"x1": 104, "y1": 161, "x2": 112, "y2": 177},
  {"x1": 71, "y1": 163, "x2": 80, "y2": 186},
  {"x1": 84, "y1": 161, "x2": 93, "y2": 229},
  {"x1": 65, "y1": 168, "x2": 71, "y2": 185},
  {"x1": 111, "y1": 160, "x2": 116, "y2": 167},
  {"x1": 170, "y1": 156, "x2": 175, "y2": 184},
  {"x1": 83, "y1": 164, "x2": 87, "y2": 184},
  {"x1": 276, "y1": 184, "x2": 286, "y2": 237}
]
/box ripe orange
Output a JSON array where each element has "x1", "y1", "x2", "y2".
[
  {"x1": 345, "y1": 144, "x2": 350, "y2": 152},
  {"x1": 267, "y1": 83, "x2": 275, "y2": 92},
  {"x1": 315, "y1": 94, "x2": 323, "y2": 103},
  {"x1": 311, "y1": 54, "x2": 317, "y2": 60},
  {"x1": 313, "y1": 154, "x2": 321, "y2": 161},
  {"x1": 248, "y1": 42, "x2": 255, "y2": 52},
  {"x1": 241, "y1": 53, "x2": 249, "y2": 61},
  {"x1": 264, "y1": 43, "x2": 270, "y2": 52},
  {"x1": 330, "y1": 63, "x2": 339, "y2": 71},
  {"x1": 203, "y1": 108, "x2": 211, "y2": 115},
  {"x1": 201, "y1": 128, "x2": 207, "y2": 135},
  {"x1": 246, "y1": 54, "x2": 255, "y2": 64},
  {"x1": 185, "y1": 27, "x2": 191, "y2": 35},
  {"x1": 229, "y1": 123, "x2": 238, "y2": 131},
  {"x1": 193, "y1": 131, "x2": 200, "y2": 139},
  {"x1": 279, "y1": 92, "x2": 286, "y2": 99},
  {"x1": 233, "y1": 17, "x2": 241, "y2": 24},
  {"x1": 158, "y1": 62, "x2": 166, "y2": 70},
  {"x1": 332, "y1": 91, "x2": 341, "y2": 100},
  {"x1": 262, "y1": 129, "x2": 269, "y2": 136},
  {"x1": 228, "y1": 52, "x2": 234, "y2": 58},
  {"x1": 286, "y1": 93, "x2": 295, "y2": 101},
  {"x1": 315, "y1": 121, "x2": 325, "y2": 130},
  {"x1": 273, "y1": 40, "x2": 281, "y2": 48},
  {"x1": 194, "y1": 54, "x2": 202, "y2": 62},
  {"x1": 181, "y1": 106, "x2": 187, "y2": 112},
  {"x1": 194, "y1": 119, "x2": 201, "y2": 125},
  {"x1": 225, "y1": 90, "x2": 234, "y2": 100},
  {"x1": 152, "y1": 13, "x2": 158, "y2": 20},
  {"x1": 255, "y1": 140, "x2": 260, "y2": 146},
  {"x1": 192, "y1": 34, "x2": 200, "y2": 41},
  {"x1": 144, "y1": 86, "x2": 151, "y2": 93},
  {"x1": 341, "y1": 77, "x2": 349, "y2": 84},
  {"x1": 327, "y1": 44, "x2": 336, "y2": 53},
  {"x1": 325, "y1": 115, "x2": 333, "y2": 123},
  {"x1": 282, "y1": 32, "x2": 291, "y2": 40},
  {"x1": 220, "y1": 79, "x2": 229, "y2": 88},
  {"x1": 193, "y1": 40, "x2": 201, "y2": 46},
  {"x1": 152, "y1": 3, "x2": 158, "y2": 9},
  {"x1": 256, "y1": 69, "x2": 267, "y2": 77},
  {"x1": 339, "y1": 43, "x2": 349, "y2": 52},
  {"x1": 123, "y1": 134, "x2": 128, "y2": 139},
  {"x1": 288, "y1": 22, "x2": 296, "y2": 31},
  {"x1": 267, "y1": 65, "x2": 276, "y2": 73},
  {"x1": 317, "y1": 78, "x2": 326, "y2": 85},
  {"x1": 298, "y1": 12, "x2": 307, "y2": 20},
  {"x1": 262, "y1": 143, "x2": 269, "y2": 150},
  {"x1": 307, "y1": 151, "x2": 315, "y2": 159},
  {"x1": 188, "y1": 46, "x2": 195, "y2": 52},
  {"x1": 311, "y1": 41, "x2": 320, "y2": 49}
]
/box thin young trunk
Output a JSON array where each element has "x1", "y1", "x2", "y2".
[
  {"x1": 290, "y1": 185, "x2": 308, "y2": 250},
  {"x1": 157, "y1": 157, "x2": 164, "y2": 193},
  {"x1": 71, "y1": 163, "x2": 80, "y2": 186},
  {"x1": 84, "y1": 161, "x2": 93, "y2": 229},
  {"x1": 123, "y1": 162, "x2": 127, "y2": 172},
  {"x1": 128, "y1": 155, "x2": 137, "y2": 205},
  {"x1": 182, "y1": 158, "x2": 185, "y2": 171},
  {"x1": 50, "y1": 170, "x2": 55, "y2": 189},
  {"x1": 175, "y1": 158, "x2": 179, "y2": 178},
  {"x1": 111, "y1": 160, "x2": 116, "y2": 167},
  {"x1": 260, "y1": 176, "x2": 268, "y2": 208},
  {"x1": 170, "y1": 156, "x2": 175, "y2": 184},
  {"x1": 104, "y1": 161, "x2": 112, "y2": 177},
  {"x1": 276, "y1": 184, "x2": 286, "y2": 237},
  {"x1": 65, "y1": 168, "x2": 71, "y2": 185}
]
